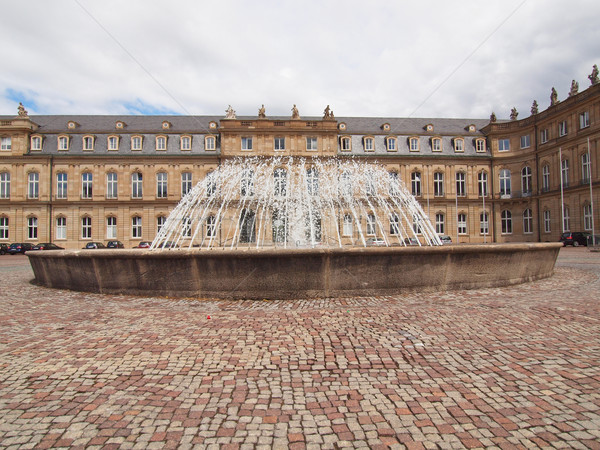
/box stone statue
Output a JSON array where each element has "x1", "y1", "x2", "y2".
[
  {"x1": 510, "y1": 107, "x2": 518, "y2": 121},
  {"x1": 258, "y1": 104, "x2": 266, "y2": 119},
  {"x1": 531, "y1": 100, "x2": 539, "y2": 115},
  {"x1": 18, "y1": 102, "x2": 28, "y2": 117},
  {"x1": 569, "y1": 80, "x2": 579, "y2": 97},
  {"x1": 323, "y1": 105, "x2": 331, "y2": 119},
  {"x1": 589, "y1": 64, "x2": 599, "y2": 85},
  {"x1": 291, "y1": 104, "x2": 300, "y2": 119},
  {"x1": 225, "y1": 105, "x2": 236, "y2": 119},
  {"x1": 330, "y1": 109, "x2": 334, "y2": 119},
  {"x1": 490, "y1": 112, "x2": 497, "y2": 123},
  {"x1": 550, "y1": 87, "x2": 559, "y2": 106}
]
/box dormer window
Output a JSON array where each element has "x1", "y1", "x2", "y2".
[
  {"x1": 409, "y1": 137, "x2": 419, "y2": 152},
  {"x1": 453, "y1": 138, "x2": 464, "y2": 152},
  {"x1": 467, "y1": 124, "x2": 476, "y2": 132},
  {"x1": 30, "y1": 136, "x2": 42, "y2": 151},
  {"x1": 107, "y1": 135, "x2": 119, "y2": 151},
  {"x1": 180, "y1": 135, "x2": 192, "y2": 151},
  {"x1": 83, "y1": 135, "x2": 95, "y2": 151},
  {"x1": 156, "y1": 135, "x2": 167, "y2": 151},
  {"x1": 475, "y1": 138, "x2": 486, "y2": 153},
  {"x1": 209, "y1": 121, "x2": 218, "y2": 129},
  {"x1": 162, "y1": 121, "x2": 171, "y2": 129},
  {"x1": 431, "y1": 137, "x2": 442, "y2": 152},
  {"x1": 386, "y1": 137, "x2": 397, "y2": 152},
  {"x1": 58, "y1": 135, "x2": 69, "y2": 151},
  {"x1": 381, "y1": 123, "x2": 391, "y2": 131},
  {"x1": 67, "y1": 121, "x2": 78, "y2": 129},
  {"x1": 205, "y1": 136, "x2": 216, "y2": 151},
  {"x1": 338, "y1": 122, "x2": 347, "y2": 131},
  {"x1": 425, "y1": 124, "x2": 434, "y2": 132},
  {"x1": 340, "y1": 136, "x2": 351, "y2": 152},
  {"x1": 363, "y1": 137, "x2": 374, "y2": 152},
  {"x1": 115, "y1": 121, "x2": 125, "y2": 129},
  {"x1": 131, "y1": 136, "x2": 143, "y2": 151}
]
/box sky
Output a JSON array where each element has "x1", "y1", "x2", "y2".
[{"x1": 1, "y1": 0, "x2": 599, "y2": 120}]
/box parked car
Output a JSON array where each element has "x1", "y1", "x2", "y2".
[
  {"x1": 559, "y1": 232, "x2": 591, "y2": 247},
  {"x1": 83, "y1": 242, "x2": 106, "y2": 249},
  {"x1": 403, "y1": 237, "x2": 420, "y2": 246},
  {"x1": 106, "y1": 240, "x2": 124, "y2": 248},
  {"x1": 0, "y1": 243, "x2": 8, "y2": 255},
  {"x1": 366, "y1": 237, "x2": 386, "y2": 246},
  {"x1": 438, "y1": 235, "x2": 452, "y2": 244},
  {"x1": 30, "y1": 243, "x2": 64, "y2": 251},
  {"x1": 134, "y1": 241, "x2": 152, "y2": 249},
  {"x1": 8, "y1": 243, "x2": 34, "y2": 254}
]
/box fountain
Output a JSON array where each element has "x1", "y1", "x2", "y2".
[{"x1": 27, "y1": 157, "x2": 562, "y2": 299}]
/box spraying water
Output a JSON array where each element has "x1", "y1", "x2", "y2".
[{"x1": 151, "y1": 157, "x2": 441, "y2": 250}]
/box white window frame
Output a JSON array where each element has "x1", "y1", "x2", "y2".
[
  {"x1": 156, "y1": 136, "x2": 167, "y2": 151},
  {"x1": 523, "y1": 208, "x2": 533, "y2": 234},
  {"x1": 584, "y1": 204, "x2": 593, "y2": 231},
  {"x1": 205, "y1": 136, "x2": 216, "y2": 151},
  {"x1": 132, "y1": 216, "x2": 142, "y2": 238},
  {"x1": 458, "y1": 213, "x2": 467, "y2": 235},
  {"x1": 106, "y1": 172, "x2": 118, "y2": 199},
  {"x1": 435, "y1": 213, "x2": 445, "y2": 234},
  {"x1": 542, "y1": 165, "x2": 550, "y2": 191},
  {"x1": 81, "y1": 172, "x2": 93, "y2": 199},
  {"x1": 274, "y1": 137, "x2": 285, "y2": 151},
  {"x1": 475, "y1": 139, "x2": 486, "y2": 153},
  {"x1": 582, "y1": 153, "x2": 591, "y2": 183},
  {"x1": 206, "y1": 216, "x2": 217, "y2": 237},
  {"x1": 242, "y1": 137, "x2": 253, "y2": 151},
  {"x1": 28, "y1": 172, "x2": 39, "y2": 199},
  {"x1": 180, "y1": 135, "x2": 191, "y2": 151},
  {"x1": 366, "y1": 214, "x2": 376, "y2": 236},
  {"x1": 131, "y1": 136, "x2": 143, "y2": 151},
  {"x1": 273, "y1": 168, "x2": 287, "y2": 197},
  {"x1": 31, "y1": 136, "x2": 42, "y2": 151},
  {"x1": 498, "y1": 139, "x2": 510, "y2": 152},
  {"x1": 434, "y1": 172, "x2": 444, "y2": 197},
  {"x1": 409, "y1": 137, "x2": 419, "y2": 152},
  {"x1": 1, "y1": 137, "x2": 12, "y2": 151},
  {"x1": 520, "y1": 135, "x2": 530, "y2": 149},
  {"x1": 58, "y1": 135, "x2": 69, "y2": 151},
  {"x1": 82, "y1": 216, "x2": 92, "y2": 239},
  {"x1": 390, "y1": 213, "x2": 400, "y2": 235},
  {"x1": 501, "y1": 210, "x2": 512, "y2": 234},
  {"x1": 499, "y1": 169, "x2": 511, "y2": 197},
  {"x1": 0, "y1": 216, "x2": 8, "y2": 240},
  {"x1": 342, "y1": 214, "x2": 353, "y2": 237},
  {"x1": 107, "y1": 136, "x2": 119, "y2": 151},
  {"x1": 106, "y1": 216, "x2": 117, "y2": 239},
  {"x1": 56, "y1": 172, "x2": 67, "y2": 199},
  {"x1": 156, "y1": 172, "x2": 168, "y2": 198},
  {"x1": 157, "y1": 216, "x2": 166, "y2": 234},
  {"x1": 364, "y1": 137, "x2": 374, "y2": 152},
  {"x1": 340, "y1": 137, "x2": 351, "y2": 152},
  {"x1": 83, "y1": 135, "x2": 95, "y2": 151},
  {"x1": 432, "y1": 138, "x2": 442, "y2": 152},
  {"x1": 27, "y1": 216, "x2": 38, "y2": 240},
  {"x1": 558, "y1": 121, "x2": 568, "y2": 137},
  {"x1": 0, "y1": 172, "x2": 10, "y2": 199},
  {"x1": 56, "y1": 216, "x2": 67, "y2": 240},
  {"x1": 181, "y1": 172, "x2": 192, "y2": 197},
  {"x1": 456, "y1": 172, "x2": 466, "y2": 197},
  {"x1": 131, "y1": 172, "x2": 143, "y2": 198},
  {"x1": 386, "y1": 137, "x2": 397, "y2": 152},
  {"x1": 478, "y1": 171, "x2": 488, "y2": 197},
  {"x1": 480, "y1": 212, "x2": 489, "y2": 235},
  {"x1": 540, "y1": 129, "x2": 549, "y2": 144},
  {"x1": 521, "y1": 166, "x2": 532, "y2": 194},
  {"x1": 454, "y1": 138, "x2": 464, "y2": 153},
  {"x1": 306, "y1": 137, "x2": 318, "y2": 151},
  {"x1": 561, "y1": 159, "x2": 569, "y2": 187},
  {"x1": 544, "y1": 210, "x2": 551, "y2": 233},
  {"x1": 411, "y1": 172, "x2": 421, "y2": 197},
  {"x1": 563, "y1": 205, "x2": 570, "y2": 232},
  {"x1": 307, "y1": 168, "x2": 319, "y2": 196},
  {"x1": 579, "y1": 111, "x2": 590, "y2": 129}
]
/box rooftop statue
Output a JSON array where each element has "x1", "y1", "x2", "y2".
[
  {"x1": 550, "y1": 87, "x2": 559, "y2": 106},
  {"x1": 258, "y1": 104, "x2": 266, "y2": 119},
  {"x1": 225, "y1": 105, "x2": 236, "y2": 119},
  {"x1": 291, "y1": 104, "x2": 300, "y2": 119},
  {"x1": 569, "y1": 80, "x2": 579, "y2": 97},
  {"x1": 589, "y1": 65, "x2": 599, "y2": 85},
  {"x1": 490, "y1": 112, "x2": 497, "y2": 122},
  {"x1": 531, "y1": 100, "x2": 539, "y2": 115},
  {"x1": 17, "y1": 102, "x2": 28, "y2": 117},
  {"x1": 510, "y1": 107, "x2": 518, "y2": 121},
  {"x1": 323, "y1": 105, "x2": 331, "y2": 119}
]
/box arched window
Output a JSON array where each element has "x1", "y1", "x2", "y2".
[
  {"x1": 340, "y1": 136, "x2": 351, "y2": 152},
  {"x1": 386, "y1": 137, "x2": 397, "y2": 152},
  {"x1": 156, "y1": 135, "x2": 167, "y2": 151},
  {"x1": 363, "y1": 137, "x2": 374, "y2": 152}
]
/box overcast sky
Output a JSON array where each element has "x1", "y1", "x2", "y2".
[{"x1": 1, "y1": 0, "x2": 599, "y2": 120}]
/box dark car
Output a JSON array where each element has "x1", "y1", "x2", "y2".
[
  {"x1": 8, "y1": 243, "x2": 34, "y2": 254},
  {"x1": 83, "y1": 242, "x2": 106, "y2": 249},
  {"x1": 438, "y1": 235, "x2": 452, "y2": 244},
  {"x1": 31, "y1": 243, "x2": 64, "y2": 251},
  {"x1": 134, "y1": 241, "x2": 152, "y2": 249},
  {"x1": 0, "y1": 243, "x2": 8, "y2": 255},
  {"x1": 559, "y1": 232, "x2": 590, "y2": 247},
  {"x1": 106, "y1": 240, "x2": 124, "y2": 248}
]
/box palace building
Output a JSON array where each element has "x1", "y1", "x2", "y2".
[{"x1": 1, "y1": 68, "x2": 599, "y2": 249}]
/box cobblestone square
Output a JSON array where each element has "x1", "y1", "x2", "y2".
[{"x1": 1, "y1": 248, "x2": 599, "y2": 449}]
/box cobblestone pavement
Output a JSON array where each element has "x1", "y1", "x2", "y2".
[{"x1": 1, "y1": 248, "x2": 599, "y2": 449}]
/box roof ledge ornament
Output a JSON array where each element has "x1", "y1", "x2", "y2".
[
  {"x1": 323, "y1": 105, "x2": 335, "y2": 120},
  {"x1": 589, "y1": 64, "x2": 599, "y2": 85},
  {"x1": 489, "y1": 112, "x2": 497, "y2": 123},
  {"x1": 568, "y1": 80, "x2": 579, "y2": 97},
  {"x1": 17, "y1": 102, "x2": 28, "y2": 117},
  {"x1": 550, "y1": 87, "x2": 560, "y2": 106},
  {"x1": 291, "y1": 104, "x2": 300, "y2": 120},
  {"x1": 258, "y1": 104, "x2": 266, "y2": 119},
  {"x1": 531, "y1": 100, "x2": 539, "y2": 115},
  {"x1": 510, "y1": 107, "x2": 518, "y2": 121},
  {"x1": 225, "y1": 105, "x2": 236, "y2": 119}
]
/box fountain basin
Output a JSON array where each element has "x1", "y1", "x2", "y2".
[{"x1": 28, "y1": 243, "x2": 562, "y2": 299}]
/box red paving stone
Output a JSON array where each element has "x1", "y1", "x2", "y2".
[{"x1": 0, "y1": 248, "x2": 599, "y2": 448}]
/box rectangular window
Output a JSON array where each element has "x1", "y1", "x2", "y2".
[
  {"x1": 108, "y1": 136, "x2": 119, "y2": 151},
  {"x1": 56, "y1": 217, "x2": 67, "y2": 240},
  {"x1": 58, "y1": 136, "x2": 69, "y2": 151},
  {"x1": 458, "y1": 213, "x2": 467, "y2": 235},
  {"x1": 131, "y1": 173, "x2": 143, "y2": 198},
  {"x1": 106, "y1": 217, "x2": 117, "y2": 239},
  {"x1": 156, "y1": 172, "x2": 168, "y2": 198},
  {"x1": 56, "y1": 173, "x2": 67, "y2": 199},
  {"x1": 83, "y1": 136, "x2": 94, "y2": 150},
  {"x1": 274, "y1": 137, "x2": 285, "y2": 151},
  {"x1": 520, "y1": 135, "x2": 530, "y2": 149},
  {"x1": 523, "y1": 209, "x2": 533, "y2": 234},
  {"x1": 31, "y1": 136, "x2": 42, "y2": 151},
  {"x1": 435, "y1": 213, "x2": 445, "y2": 234},
  {"x1": 131, "y1": 136, "x2": 142, "y2": 151},
  {"x1": 454, "y1": 139, "x2": 464, "y2": 152},
  {"x1": 411, "y1": 172, "x2": 421, "y2": 197},
  {"x1": 1, "y1": 137, "x2": 12, "y2": 151},
  {"x1": 181, "y1": 136, "x2": 191, "y2": 150},
  {"x1": 157, "y1": 216, "x2": 166, "y2": 234},
  {"x1": 82, "y1": 217, "x2": 92, "y2": 239},
  {"x1": 584, "y1": 204, "x2": 592, "y2": 231},
  {"x1": 544, "y1": 210, "x2": 551, "y2": 233},
  {"x1": 563, "y1": 206, "x2": 570, "y2": 232},
  {"x1": 0, "y1": 217, "x2": 8, "y2": 239},
  {"x1": 480, "y1": 212, "x2": 489, "y2": 235},
  {"x1": 390, "y1": 214, "x2": 399, "y2": 235},
  {"x1": 456, "y1": 172, "x2": 466, "y2": 197},
  {"x1": 28, "y1": 217, "x2": 38, "y2": 239},
  {"x1": 498, "y1": 139, "x2": 510, "y2": 151},
  {"x1": 410, "y1": 138, "x2": 419, "y2": 152},
  {"x1": 476, "y1": 139, "x2": 486, "y2": 152},
  {"x1": 364, "y1": 138, "x2": 373, "y2": 152},
  {"x1": 132, "y1": 217, "x2": 142, "y2": 238},
  {"x1": 181, "y1": 172, "x2": 192, "y2": 197},
  {"x1": 561, "y1": 159, "x2": 569, "y2": 187},
  {"x1": 0, "y1": 172, "x2": 10, "y2": 199},
  {"x1": 366, "y1": 214, "x2": 376, "y2": 235},
  {"x1": 478, "y1": 172, "x2": 488, "y2": 197},
  {"x1": 28, "y1": 172, "x2": 39, "y2": 199},
  {"x1": 241, "y1": 137, "x2": 253, "y2": 151},
  {"x1": 386, "y1": 138, "x2": 396, "y2": 151},
  {"x1": 106, "y1": 172, "x2": 118, "y2": 199},
  {"x1": 582, "y1": 153, "x2": 591, "y2": 184},
  {"x1": 434, "y1": 172, "x2": 444, "y2": 197},
  {"x1": 306, "y1": 137, "x2": 318, "y2": 151},
  {"x1": 542, "y1": 165, "x2": 550, "y2": 191},
  {"x1": 558, "y1": 121, "x2": 568, "y2": 137},
  {"x1": 432, "y1": 138, "x2": 442, "y2": 152},
  {"x1": 81, "y1": 173, "x2": 93, "y2": 199},
  {"x1": 341, "y1": 137, "x2": 351, "y2": 151},
  {"x1": 156, "y1": 136, "x2": 167, "y2": 151},
  {"x1": 540, "y1": 129, "x2": 549, "y2": 144},
  {"x1": 206, "y1": 216, "x2": 217, "y2": 237},
  {"x1": 579, "y1": 111, "x2": 590, "y2": 129}
]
